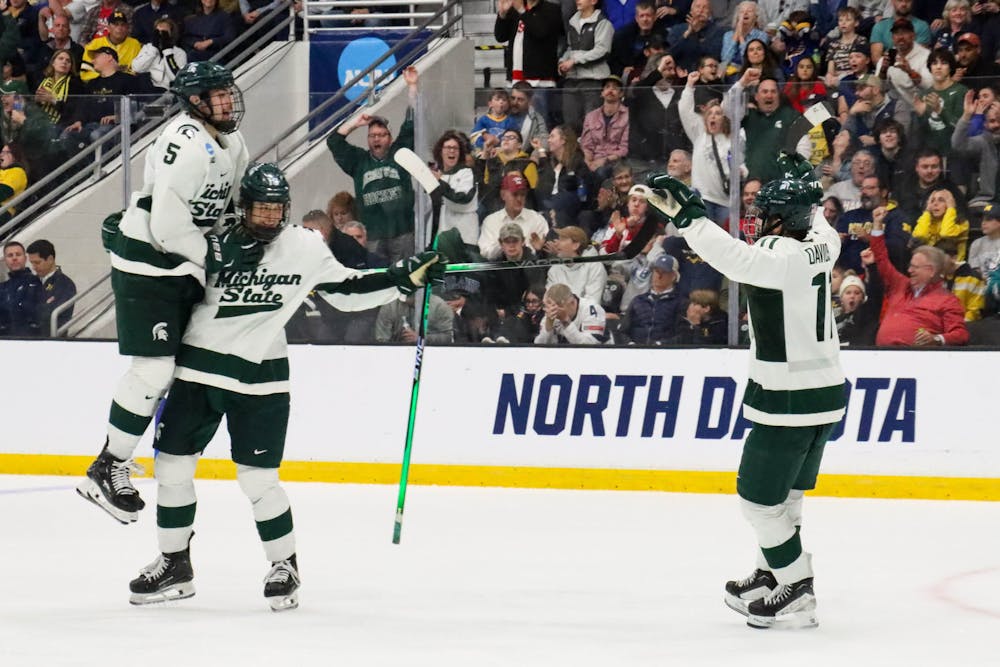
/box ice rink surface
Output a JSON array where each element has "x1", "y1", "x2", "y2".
[{"x1": 1, "y1": 474, "x2": 997, "y2": 667}]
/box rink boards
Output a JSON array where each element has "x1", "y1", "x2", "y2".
[{"x1": 2, "y1": 340, "x2": 998, "y2": 500}]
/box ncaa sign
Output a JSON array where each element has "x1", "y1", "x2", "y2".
[{"x1": 337, "y1": 37, "x2": 397, "y2": 101}]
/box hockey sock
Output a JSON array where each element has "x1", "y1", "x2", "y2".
[
  {"x1": 741, "y1": 496, "x2": 813, "y2": 584},
  {"x1": 238, "y1": 465, "x2": 295, "y2": 562},
  {"x1": 106, "y1": 356, "x2": 176, "y2": 460},
  {"x1": 156, "y1": 453, "x2": 199, "y2": 553}
]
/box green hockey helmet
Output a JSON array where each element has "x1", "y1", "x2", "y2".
[
  {"x1": 171, "y1": 62, "x2": 245, "y2": 134},
  {"x1": 744, "y1": 178, "x2": 820, "y2": 244},
  {"x1": 238, "y1": 163, "x2": 291, "y2": 243}
]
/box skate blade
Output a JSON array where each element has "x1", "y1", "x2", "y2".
[
  {"x1": 747, "y1": 610, "x2": 819, "y2": 630},
  {"x1": 268, "y1": 592, "x2": 299, "y2": 612},
  {"x1": 75, "y1": 479, "x2": 138, "y2": 525},
  {"x1": 724, "y1": 594, "x2": 751, "y2": 617},
  {"x1": 129, "y1": 582, "x2": 196, "y2": 606}
]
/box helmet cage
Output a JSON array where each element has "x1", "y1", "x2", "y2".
[
  {"x1": 192, "y1": 83, "x2": 245, "y2": 135},
  {"x1": 237, "y1": 198, "x2": 289, "y2": 243}
]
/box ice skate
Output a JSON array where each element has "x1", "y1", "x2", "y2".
[
  {"x1": 746, "y1": 577, "x2": 818, "y2": 629},
  {"x1": 76, "y1": 442, "x2": 146, "y2": 524},
  {"x1": 129, "y1": 544, "x2": 195, "y2": 605},
  {"x1": 724, "y1": 568, "x2": 778, "y2": 616},
  {"x1": 264, "y1": 555, "x2": 300, "y2": 612}
]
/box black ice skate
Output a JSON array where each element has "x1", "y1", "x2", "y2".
[
  {"x1": 129, "y1": 544, "x2": 195, "y2": 605},
  {"x1": 724, "y1": 568, "x2": 778, "y2": 616},
  {"x1": 76, "y1": 441, "x2": 146, "y2": 524},
  {"x1": 746, "y1": 577, "x2": 818, "y2": 629},
  {"x1": 264, "y1": 554, "x2": 300, "y2": 612}
]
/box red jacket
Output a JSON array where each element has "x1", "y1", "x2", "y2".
[{"x1": 870, "y1": 233, "x2": 969, "y2": 346}]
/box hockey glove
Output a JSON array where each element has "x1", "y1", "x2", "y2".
[
  {"x1": 101, "y1": 210, "x2": 124, "y2": 252},
  {"x1": 205, "y1": 226, "x2": 264, "y2": 274},
  {"x1": 387, "y1": 251, "x2": 446, "y2": 295},
  {"x1": 776, "y1": 152, "x2": 823, "y2": 200},
  {"x1": 642, "y1": 174, "x2": 707, "y2": 229}
]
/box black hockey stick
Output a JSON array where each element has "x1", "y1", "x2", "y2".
[{"x1": 392, "y1": 148, "x2": 442, "y2": 545}]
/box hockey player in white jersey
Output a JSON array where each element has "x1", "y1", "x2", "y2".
[
  {"x1": 639, "y1": 155, "x2": 846, "y2": 629},
  {"x1": 127, "y1": 163, "x2": 444, "y2": 611},
  {"x1": 77, "y1": 61, "x2": 259, "y2": 524}
]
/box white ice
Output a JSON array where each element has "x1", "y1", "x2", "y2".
[{"x1": 1, "y1": 475, "x2": 997, "y2": 666}]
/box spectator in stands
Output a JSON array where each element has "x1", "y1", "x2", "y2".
[
  {"x1": 559, "y1": 0, "x2": 613, "y2": 133},
  {"x1": 837, "y1": 174, "x2": 911, "y2": 274},
  {"x1": 933, "y1": 0, "x2": 975, "y2": 54},
  {"x1": 482, "y1": 222, "x2": 546, "y2": 312},
  {"x1": 471, "y1": 88, "x2": 514, "y2": 148},
  {"x1": 752, "y1": 0, "x2": 808, "y2": 33},
  {"x1": 720, "y1": 1, "x2": 768, "y2": 83},
  {"x1": 825, "y1": 148, "x2": 876, "y2": 211},
  {"x1": 772, "y1": 10, "x2": 823, "y2": 78},
  {"x1": 939, "y1": 237, "x2": 986, "y2": 321},
  {"x1": 441, "y1": 281, "x2": 489, "y2": 344},
  {"x1": 1, "y1": 55, "x2": 31, "y2": 96},
  {"x1": 25, "y1": 238, "x2": 75, "y2": 334},
  {"x1": 953, "y1": 31, "x2": 1000, "y2": 91},
  {"x1": 300, "y1": 209, "x2": 333, "y2": 242},
  {"x1": 489, "y1": 285, "x2": 545, "y2": 343},
  {"x1": 783, "y1": 57, "x2": 826, "y2": 113},
  {"x1": 35, "y1": 49, "x2": 84, "y2": 128},
  {"x1": 81, "y1": 1, "x2": 134, "y2": 48},
  {"x1": 667, "y1": 0, "x2": 725, "y2": 71},
  {"x1": 533, "y1": 124, "x2": 589, "y2": 230},
  {"x1": 6, "y1": 0, "x2": 45, "y2": 84},
  {"x1": 914, "y1": 48, "x2": 968, "y2": 156},
  {"x1": 878, "y1": 18, "x2": 933, "y2": 116},
  {"x1": 667, "y1": 148, "x2": 692, "y2": 185},
  {"x1": 835, "y1": 44, "x2": 873, "y2": 125},
  {"x1": 326, "y1": 191, "x2": 356, "y2": 230},
  {"x1": 870, "y1": 0, "x2": 933, "y2": 63},
  {"x1": 1, "y1": 88, "x2": 56, "y2": 177},
  {"x1": 844, "y1": 74, "x2": 909, "y2": 146},
  {"x1": 835, "y1": 257, "x2": 883, "y2": 346},
  {"x1": 132, "y1": 16, "x2": 187, "y2": 91},
  {"x1": 431, "y1": 129, "x2": 478, "y2": 246},
  {"x1": 63, "y1": 46, "x2": 136, "y2": 146},
  {"x1": 0, "y1": 142, "x2": 27, "y2": 220},
  {"x1": 610, "y1": 162, "x2": 634, "y2": 210},
  {"x1": 912, "y1": 187, "x2": 970, "y2": 259},
  {"x1": 692, "y1": 54, "x2": 725, "y2": 108},
  {"x1": 662, "y1": 233, "x2": 724, "y2": 296},
  {"x1": 341, "y1": 221, "x2": 389, "y2": 269},
  {"x1": 731, "y1": 69, "x2": 807, "y2": 182},
  {"x1": 580, "y1": 178, "x2": 618, "y2": 237},
  {"x1": 598, "y1": 188, "x2": 650, "y2": 254},
  {"x1": 735, "y1": 38, "x2": 783, "y2": 84},
  {"x1": 374, "y1": 292, "x2": 453, "y2": 344},
  {"x1": 0, "y1": 240, "x2": 42, "y2": 336},
  {"x1": 616, "y1": 231, "x2": 666, "y2": 313},
  {"x1": 508, "y1": 81, "x2": 547, "y2": 152},
  {"x1": 546, "y1": 225, "x2": 607, "y2": 301},
  {"x1": 81, "y1": 10, "x2": 141, "y2": 81},
  {"x1": 534, "y1": 281, "x2": 607, "y2": 344},
  {"x1": 328, "y1": 67, "x2": 418, "y2": 263},
  {"x1": 899, "y1": 147, "x2": 968, "y2": 219},
  {"x1": 602, "y1": 0, "x2": 638, "y2": 31},
  {"x1": 38, "y1": 13, "x2": 84, "y2": 73},
  {"x1": 969, "y1": 202, "x2": 1000, "y2": 274},
  {"x1": 183, "y1": 0, "x2": 236, "y2": 63},
  {"x1": 671, "y1": 287, "x2": 727, "y2": 344},
  {"x1": 622, "y1": 253, "x2": 684, "y2": 344},
  {"x1": 131, "y1": 0, "x2": 186, "y2": 46},
  {"x1": 494, "y1": 0, "x2": 563, "y2": 123},
  {"x1": 825, "y1": 7, "x2": 869, "y2": 85},
  {"x1": 479, "y1": 172, "x2": 549, "y2": 260},
  {"x1": 628, "y1": 53, "x2": 691, "y2": 168},
  {"x1": 869, "y1": 207, "x2": 969, "y2": 345},
  {"x1": 952, "y1": 90, "x2": 1000, "y2": 207},
  {"x1": 478, "y1": 128, "x2": 537, "y2": 215},
  {"x1": 736, "y1": 176, "x2": 761, "y2": 237},
  {"x1": 608, "y1": 1, "x2": 660, "y2": 80},
  {"x1": 580, "y1": 75, "x2": 629, "y2": 182},
  {"x1": 872, "y1": 118, "x2": 913, "y2": 198}
]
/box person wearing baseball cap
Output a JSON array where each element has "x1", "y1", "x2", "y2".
[
  {"x1": 968, "y1": 202, "x2": 1000, "y2": 275},
  {"x1": 544, "y1": 225, "x2": 608, "y2": 302},
  {"x1": 478, "y1": 171, "x2": 549, "y2": 260},
  {"x1": 80, "y1": 5, "x2": 141, "y2": 82},
  {"x1": 868, "y1": 2, "x2": 932, "y2": 64},
  {"x1": 955, "y1": 31, "x2": 1000, "y2": 91},
  {"x1": 622, "y1": 252, "x2": 685, "y2": 345}
]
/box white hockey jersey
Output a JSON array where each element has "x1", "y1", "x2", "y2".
[
  {"x1": 112, "y1": 113, "x2": 249, "y2": 283},
  {"x1": 678, "y1": 208, "x2": 846, "y2": 426},
  {"x1": 174, "y1": 226, "x2": 400, "y2": 395},
  {"x1": 534, "y1": 296, "x2": 608, "y2": 345}
]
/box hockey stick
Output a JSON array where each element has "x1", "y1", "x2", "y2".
[{"x1": 392, "y1": 147, "x2": 441, "y2": 545}]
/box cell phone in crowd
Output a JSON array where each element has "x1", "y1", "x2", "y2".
[{"x1": 11, "y1": 96, "x2": 23, "y2": 112}]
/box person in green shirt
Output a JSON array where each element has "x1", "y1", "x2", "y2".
[{"x1": 914, "y1": 47, "x2": 968, "y2": 157}]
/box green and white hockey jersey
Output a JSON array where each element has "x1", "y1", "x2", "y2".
[
  {"x1": 174, "y1": 226, "x2": 401, "y2": 395},
  {"x1": 677, "y1": 209, "x2": 846, "y2": 426},
  {"x1": 111, "y1": 113, "x2": 249, "y2": 284}
]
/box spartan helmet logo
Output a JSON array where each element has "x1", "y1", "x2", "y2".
[{"x1": 152, "y1": 322, "x2": 169, "y2": 341}]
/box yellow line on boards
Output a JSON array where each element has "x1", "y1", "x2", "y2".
[{"x1": 1, "y1": 454, "x2": 997, "y2": 501}]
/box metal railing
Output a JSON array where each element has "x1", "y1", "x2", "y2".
[
  {"x1": 302, "y1": 0, "x2": 457, "y2": 34},
  {"x1": 49, "y1": 270, "x2": 113, "y2": 338}
]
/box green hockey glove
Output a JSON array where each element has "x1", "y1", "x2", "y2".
[
  {"x1": 643, "y1": 174, "x2": 707, "y2": 229},
  {"x1": 776, "y1": 152, "x2": 822, "y2": 201},
  {"x1": 388, "y1": 251, "x2": 446, "y2": 295},
  {"x1": 101, "y1": 210, "x2": 124, "y2": 252},
  {"x1": 205, "y1": 226, "x2": 263, "y2": 274}
]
